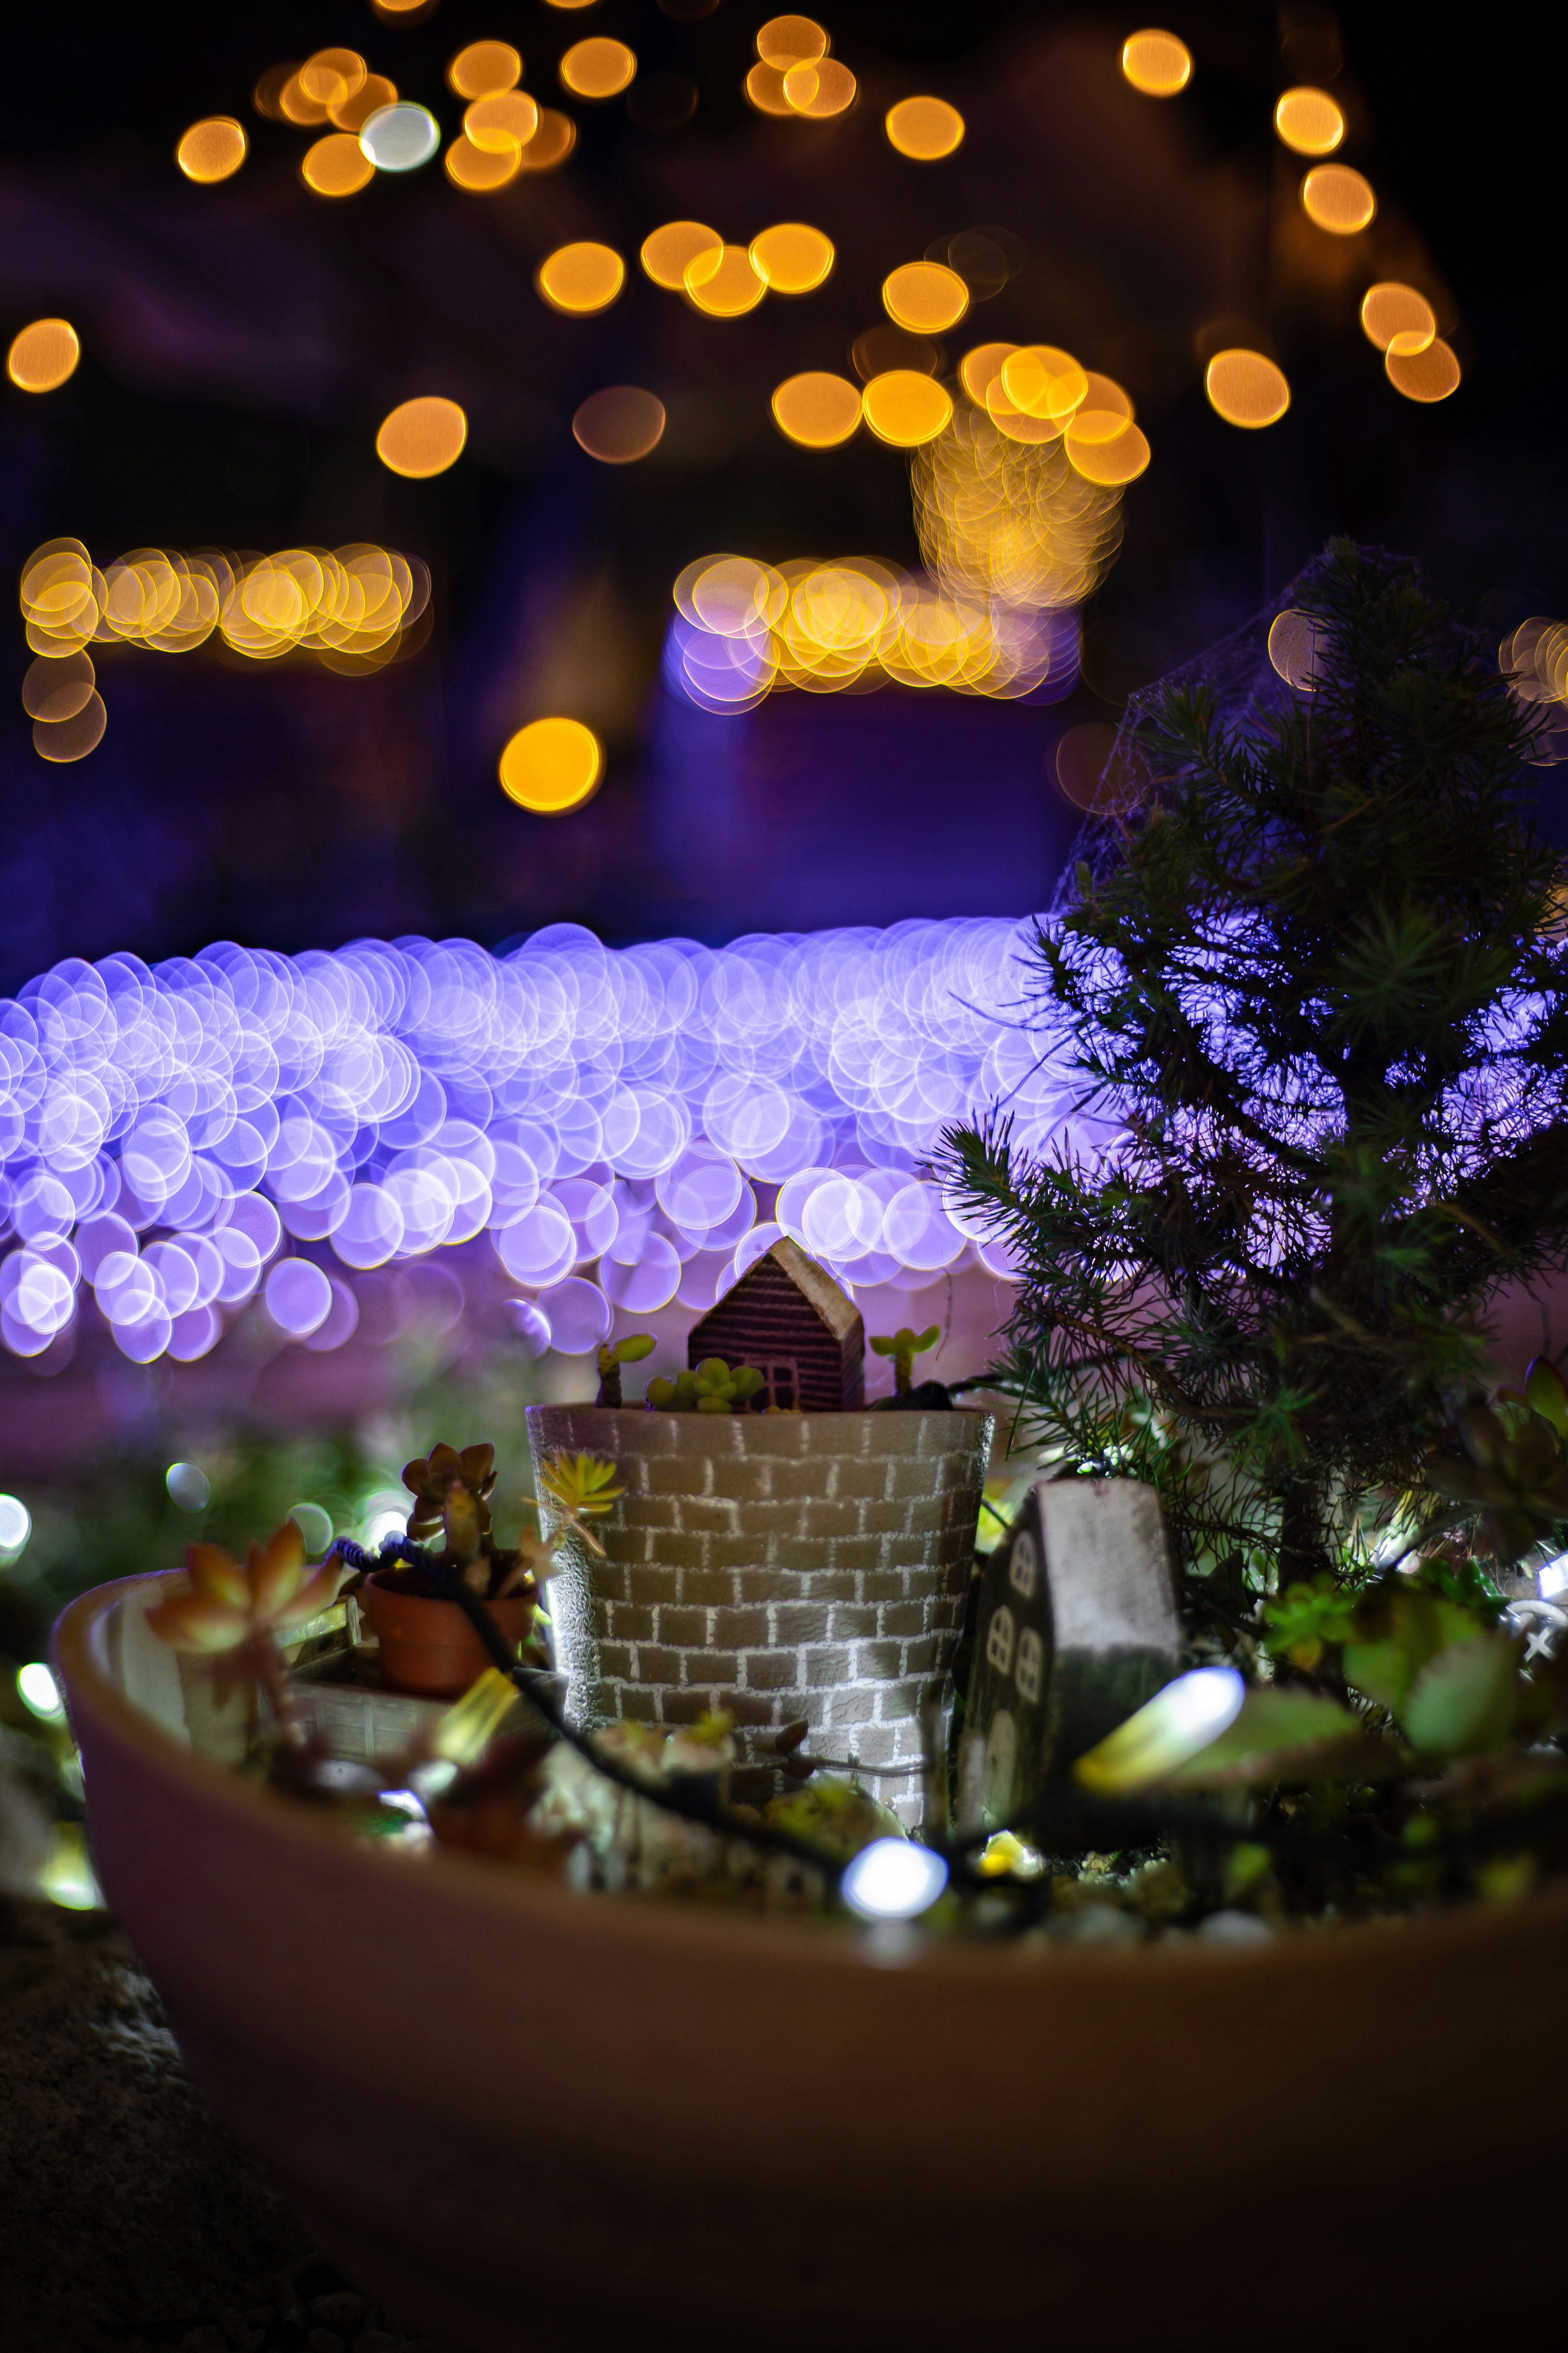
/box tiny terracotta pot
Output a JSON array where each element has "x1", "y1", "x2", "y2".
[{"x1": 360, "y1": 1572, "x2": 535, "y2": 1699}]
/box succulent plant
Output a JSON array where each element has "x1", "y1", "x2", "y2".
[
  {"x1": 764, "y1": 1775, "x2": 906, "y2": 1859},
  {"x1": 595, "y1": 1332, "x2": 656, "y2": 1407},
  {"x1": 402, "y1": 1443, "x2": 497, "y2": 1550},
  {"x1": 869, "y1": 1323, "x2": 940, "y2": 1397},
  {"x1": 147, "y1": 1518, "x2": 345, "y2": 1746},
  {"x1": 646, "y1": 1358, "x2": 766, "y2": 1413},
  {"x1": 1425, "y1": 1367, "x2": 1568, "y2": 1565},
  {"x1": 536, "y1": 1450, "x2": 624, "y2": 1556},
  {"x1": 148, "y1": 1520, "x2": 343, "y2": 1655}
]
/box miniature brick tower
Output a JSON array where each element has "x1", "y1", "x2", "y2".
[{"x1": 687, "y1": 1235, "x2": 864, "y2": 1411}]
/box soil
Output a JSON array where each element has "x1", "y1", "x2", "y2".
[{"x1": 0, "y1": 1895, "x2": 451, "y2": 2353}]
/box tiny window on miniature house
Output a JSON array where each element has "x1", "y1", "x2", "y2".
[
  {"x1": 758, "y1": 1359, "x2": 798, "y2": 1411},
  {"x1": 1016, "y1": 1625, "x2": 1044, "y2": 1704},
  {"x1": 986, "y1": 1604, "x2": 1016, "y2": 1675},
  {"x1": 1009, "y1": 1529, "x2": 1038, "y2": 1599}
]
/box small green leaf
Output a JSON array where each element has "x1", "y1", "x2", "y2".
[
  {"x1": 869, "y1": 1336, "x2": 898, "y2": 1357},
  {"x1": 615, "y1": 1333, "x2": 656, "y2": 1363},
  {"x1": 913, "y1": 1325, "x2": 941, "y2": 1352},
  {"x1": 1526, "y1": 1355, "x2": 1568, "y2": 1441},
  {"x1": 1343, "y1": 1590, "x2": 1486, "y2": 1715},
  {"x1": 1401, "y1": 1635, "x2": 1518, "y2": 1757}
]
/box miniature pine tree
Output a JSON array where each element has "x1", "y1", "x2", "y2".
[{"x1": 943, "y1": 542, "x2": 1568, "y2": 1613}]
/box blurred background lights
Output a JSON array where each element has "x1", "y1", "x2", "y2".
[
  {"x1": 884, "y1": 96, "x2": 964, "y2": 159},
  {"x1": 1360, "y1": 283, "x2": 1437, "y2": 355},
  {"x1": 1386, "y1": 339, "x2": 1460, "y2": 402},
  {"x1": 1205, "y1": 349, "x2": 1291, "y2": 427},
  {"x1": 538, "y1": 241, "x2": 626, "y2": 313},
  {"x1": 300, "y1": 49, "x2": 367, "y2": 110},
  {"x1": 749, "y1": 223, "x2": 835, "y2": 294},
  {"x1": 266, "y1": 1256, "x2": 334, "y2": 1338},
  {"x1": 572, "y1": 386, "x2": 666, "y2": 463},
  {"x1": 499, "y1": 718, "x2": 604, "y2": 812},
  {"x1": 783, "y1": 59, "x2": 855, "y2": 117},
  {"x1": 862, "y1": 371, "x2": 953, "y2": 446},
  {"x1": 289, "y1": 1502, "x2": 335, "y2": 1557},
  {"x1": 360, "y1": 1491, "x2": 412, "y2": 1551},
  {"x1": 7, "y1": 319, "x2": 80, "y2": 393},
  {"x1": 1268, "y1": 608, "x2": 1325, "y2": 693},
  {"x1": 376, "y1": 396, "x2": 468, "y2": 477},
  {"x1": 449, "y1": 41, "x2": 523, "y2": 98},
  {"x1": 560, "y1": 39, "x2": 637, "y2": 98},
  {"x1": 0, "y1": 1495, "x2": 31, "y2": 1557},
  {"x1": 463, "y1": 92, "x2": 540, "y2": 154},
  {"x1": 757, "y1": 16, "x2": 827, "y2": 69},
  {"x1": 332, "y1": 76, "x2": 397, "y2": 135},
  {"x1": 1301, "y1": 163, "x2": 1376, "y2": 233},
  {"x1": 176, "y1": 118, "x2": 248, "y2": 183},
  {"x1": 840, "y1": 1837, "x2": 948, "y2": 1920},
  {"x1": 446, "y1": 135, "x2": 522, "y2": 193},
  {"x1": 684, "y1": 244, "x2": 767, "y2": 317},
  {"x1": 303, "y1": 133, "x2": 377, "y2": 197},
  {"x1": 1002, "y1": 345, "x2": 1089, "y2": 420},
  {"x1": 165, "y1": 1462, "x2": 211, "y2": 1510},
  {"x1": 1120, "y1": 30, "x2": 1193, "y2": 96},
  {"x1": 0, "y1": 913, "x2": 1068, "y2": 1369},
  {"x1": 1274, "y1": 86, "x2": 1345, "y2": 154},
  {"x1": 641, "y1": 221, "x2": 722, "y2": 289},
  {"x1": 22, "y1": 651, "x2": 92, "y2": 717},
  {"x1": 359, "y1": 103, "x2": 441, "y2": 172},
  {"x1": 279, "y1": 71, "x2": 332, "y2": 128},
  {"x1": 33, "y1": 691, "x2": 106, "y2": 764},
  {"x1": 771, "y1": 371, "x2": 862, "y2": 447},
  {"x1": 745, "y1": 62, "x2": 796, "y2": 117},
  {"x1": 517, "y1": 110, "x2": 576, "y2": 171},
  {"x1": 18, "y1": 1663, "x2": 64, "y2": 1722},
  {"x1": 882, "y1": 262, "x2": 969, "y2": 334}
]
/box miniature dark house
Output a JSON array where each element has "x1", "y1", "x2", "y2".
[
  {"x1": 956, "y1": 1477, "x2": 1180, "y2": 1829},
  {"x1": 688, "y1": 1235, "x2": 864, "y2": 1411}
]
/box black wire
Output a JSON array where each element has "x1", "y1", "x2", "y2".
[
  {"x1": 334, "y1": 1539, "x2": 1568, "y2": 1892},
  {"x1": 333, "y1": 1538, "x2": 852, "y2": 1880}
]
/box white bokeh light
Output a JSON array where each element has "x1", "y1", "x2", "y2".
[{"x1": 840, "y1": 1837, "x2": 949, "y2": 1921}]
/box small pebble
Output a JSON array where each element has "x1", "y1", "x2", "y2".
[
  {"x1": 1051, "y1": 1902, "x2": 1141, "y2": 1945},
  {"x1": 1196, "y1": 1907, "x2": 1272, "y2": 1944}
]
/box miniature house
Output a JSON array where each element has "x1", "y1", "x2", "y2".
[
  {"x1": 688, "y1": 1235, "x2": 864, "y2": 1411},
  {"x1": 956, "y1": 1477, "x2": 1180, "y2": 1829}
]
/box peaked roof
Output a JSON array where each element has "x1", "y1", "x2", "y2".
[{"x1": 701, "y1": 1234, "x2": 862, "y2": 1345}]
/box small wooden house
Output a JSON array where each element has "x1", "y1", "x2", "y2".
[
  {"x1": 956, "y1": 1477, "x2": 1180, "y2": 1830},
  {"x1": 688, "y1": 1235, "x2": 864, "y2": 1411}
]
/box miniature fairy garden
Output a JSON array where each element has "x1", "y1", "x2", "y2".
[{"x1": 67, "y1": 550, "x2": 1568, "y2": 1945}]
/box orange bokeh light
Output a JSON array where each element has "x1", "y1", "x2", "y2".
[
  {"x1": 176, "y1": 117, "x2": 248, "y2": 183},
  {"x1": 376, "y1": 396, "x2": 469, "y2": 477},
  {"x1": 771, "y1": 372, "x2": 863, "y2": 447},
  {"x1": 884, "y1": 96, "x2": 964, "y2": 158}
]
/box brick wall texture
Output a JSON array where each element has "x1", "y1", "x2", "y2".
[{"x1": 525, "y1": 1405, "x2": 994, "y2": 1824}]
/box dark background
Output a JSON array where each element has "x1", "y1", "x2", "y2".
[{"x1": 1, "y1": 0, "x2": 1561, "y2": 990}]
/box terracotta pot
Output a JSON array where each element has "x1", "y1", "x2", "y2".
[
  {"x1": 526, "y1": 1404, "x2": 993, "y2": 1818},
  {"x1": 53, "y1": 1574, "x2": 1568, "y2": 2352},
  {"x1": 360, "y1": 1572, "x2": 535, "y2": 1699}
]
